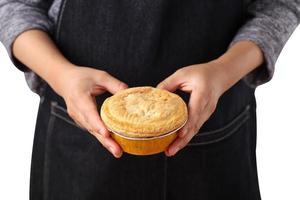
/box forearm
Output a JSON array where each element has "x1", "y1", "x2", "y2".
[
  {"x1": 158, "y1": 41, "x2": 264, "y2": 156},
  {"x1": 210, "y1": 40, "x2": 264, "y2": 93},
  {"x1": 12, "y1": 29, "x2": 74, "y2": 95},
  {"x1": 12, "y1": 29, "x2": 127, "y2": 157},
  {"x1": 229, "y1": 0, "x2": 300, "y2": 87}
]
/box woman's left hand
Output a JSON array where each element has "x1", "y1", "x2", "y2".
[
  {"x1": 157, "y1": 41, "x2": 264, "y2": 156},
  {"x1": 157, "y1": 62, "x2": 230, "y2": 156}
]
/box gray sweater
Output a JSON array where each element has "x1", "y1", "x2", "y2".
[{"x1": 0, "y1": 0, "x2": 299, "y2": 94}]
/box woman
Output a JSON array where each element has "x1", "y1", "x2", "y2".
[{"x1": 0, "y1": 0, "x2": 299, "y2": 199}]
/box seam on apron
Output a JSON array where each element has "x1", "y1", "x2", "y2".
[
  {"x1": 187, "y1": 114, "x2": 250, "y2": 146},
  {"x1": 50, "y1": 111, "x2": 81, "y2": 129},
  {"x1": 55, "y1": 0, "x2": 68, "y2": 41},
  {"x1": 163, "y1": 156, "x2": 168, "y2": 200},
  {"x1": 49, "y1": 101, "x2": 98, "y2": 147},
  {"x1": 50, "y1": 101, "x2": 82, "y2": 129},
  {"x1": 42, "y1": 102, "x2": 57, "y2": 200},
  {"x1": 195, "y1": 104, "x2": 250, "y2": 137}
]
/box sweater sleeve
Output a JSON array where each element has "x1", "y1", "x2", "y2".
[
  {"x1": 0, "y1": 0, "x2": 54, "y2": 72},
  {"x1": 230, "y1": 0, "x2": 300, "y2": 88}
]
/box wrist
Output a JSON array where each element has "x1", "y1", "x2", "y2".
[
  {"x1": 206, "y1": 60, "x2": 235, "y2": 95},
  {"x1": 209, "y1": 40, "x2": 264, "y2": 92},
  {"x1": 46, "y1": 62, "x2": 77, "y2": 96}
]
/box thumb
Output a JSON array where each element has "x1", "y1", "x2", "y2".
[
  {"x1": 95, "y1": 71, "x2": 128, "y2": 94},
  {"x1": 156, "y1": 71, "x2": 182, "y2": 92}
]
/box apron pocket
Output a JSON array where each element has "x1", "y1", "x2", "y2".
[
  {"x1": 188, "y1": 104, "x2": 251, "y2": 146},
  {"x1": 43, "y1": 100, "x2": 104, "y2": 199},
  {"x1": 50, "y1": 101, "x2": 82, "y2": 129},
  {"x1": 47, "y1": 100, "x2": 98, "y2": 156}
]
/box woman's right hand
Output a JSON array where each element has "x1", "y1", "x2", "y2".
[
  {"x1": 50, "y1": 65, "x2": 128, "y2": 158},
  {"x1": 12, "y1": 30, "x2": 127, "y2": 158}
]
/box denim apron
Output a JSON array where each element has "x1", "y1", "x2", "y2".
[{"x1": 30, "y1": 0, "x2": 261, "y2": 199}]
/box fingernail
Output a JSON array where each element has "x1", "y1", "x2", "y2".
[
  {"x1": 108, "y1": 147, "x2": 122, "y2": 158},
  {"x1": 108, "y1": 146, "x2": 115, "y2": 154},
  {"x1": 111, "y1": 148, "x2": 122, "y2": 158},
  {"x1": 121, "y1": 83, "x2": 128, "y2": 89},
  {"x1": 115, "y1": 151, "x2": 122, "y2": 158},
  {"x1": 170, "y1": 147, "x2": 179, "y2": 156},
  {"x1": 165, "y1": 150, "x2": 172, "y2": 157}
]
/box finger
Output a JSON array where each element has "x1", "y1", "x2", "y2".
[
  {"x1": 89, "y1": 85, "x2": 107, "y2": 96},
  {"x1": 178, "y1": 91, "x2": 208, "y2": 138},
  {"x1": 165, "y1": 131, "x2": 195, "y2": 156},
  {"x1": 92, "y1": 131, "x2": 123, "y2": 158},
  {"x1": 66, "y1": 106, "x2": 87, "y2": 130},
  {"x1": 156, "y1": 70, "x2": 184, "y2": 92},
  {"x1": 94, "y1": 71, "x2": 128, "y2": 94},
  {"x1": 79, "y1": 95, "x2": 110, "y2": 137},
  {"x1": 167, "y1": 106, "x2": 212, "y2": 156},
  {"x1": 168, "y1": 101, "x2": 216, "y2": 156},
  {"x1": 67, "y1": 107, "x2": 122, "y2": 158}
]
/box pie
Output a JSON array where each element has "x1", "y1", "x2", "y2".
[{"x1": 100, "y1": 86, "x2": 188, "y2": 138}]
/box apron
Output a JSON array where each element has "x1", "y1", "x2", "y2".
[{"x1": 30, "y1": 0, "x2": 261, "y2": 199}]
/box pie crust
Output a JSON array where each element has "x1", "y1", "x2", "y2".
[{"x1": 100, "y1": 86, "x2": 188, "y2": 138}]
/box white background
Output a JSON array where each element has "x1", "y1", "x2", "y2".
[{"x1": 0, "y1": 27, "x2": 300, "y2": 199}]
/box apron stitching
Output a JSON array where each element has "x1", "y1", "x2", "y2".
[
  {"x1": 50, "y1": 111, "x2": 83, "y2": 130},
  {"x1": 163, "y1": 156, "x2": 168, "y2": 200},
  {"x1": 188, "y1": 114, "x2": 250, "y2": 146},
  {"x1": 195, "y1": 104, "x2": 250, "y2": 137},
  {"x1": 50, "y1": 101, "x2": 98, "y2": 149},
  {"x1": 42, "y1": 102, "x2": 57, "y2": 200},
  {"x1": 55, "y1": 0, "x2": 68, "y2": 41},
  {"x1": 50, "y1": 102, "x2": 67, "y2": 112},
  {"x1": 50, "y1": 101, "x2": 84, "y2": 129}
]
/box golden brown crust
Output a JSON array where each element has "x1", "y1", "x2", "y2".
[{"x1": 100, "y1": 86, "x2": 188, "y2": 138}]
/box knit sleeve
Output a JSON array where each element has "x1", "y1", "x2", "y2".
[
  {"x1": 0, "y1": 0, "x2": 54, "y2": 72},
  {"x1": 230, "y1": 0, "x2": 300, "y2": 87}
]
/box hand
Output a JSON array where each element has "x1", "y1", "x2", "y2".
[
  {"x1": 157, "y1": 40, "x2": 264, "y2": 156},
  {"x1": 12, "y1": 28, "x2": 263, "y2": 157},
  {"x1": 12, "y1": 30, "x2": 127, "y2": 158},
  {"x1": 157, "y1": 62, "x2": 229, "y2": 156},
  {"x1": 51, "y1": 66, "x2": 128, "y2": 158}
]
